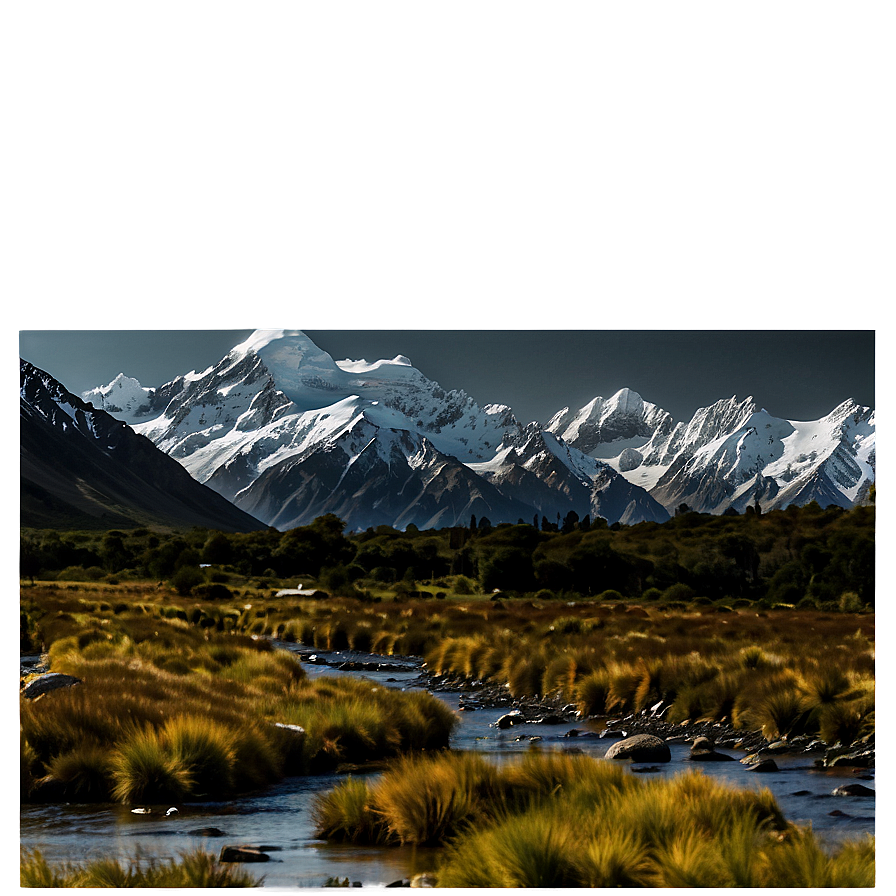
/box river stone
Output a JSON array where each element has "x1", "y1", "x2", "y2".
[
  {"x1": 832, "y1": 784, "x2": 875, "y2": 797},
  {"x1": 496, "y1": 710, "x2": 522, "y2": 729},
  {"x1": 219, "y1": 846, "x2": 270, "y2": 863},
  {"x1": 748, "y1": 758, "x2": 779, "y2": 773},
  {"x1": 688, "y1": 748, "x2": 736, "y2": 762},
  {"x1": 604, "y1": 734, "x2": 671, "y2": 763},
  {"x1": 21, "y1": 673, "x2": 81, "y2": 699}
]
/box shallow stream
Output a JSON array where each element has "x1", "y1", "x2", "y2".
[{"x1": 20, "y1": 645, "x2": 875, "y2": 888}]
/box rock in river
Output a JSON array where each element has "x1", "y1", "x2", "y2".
[
  {"x1": 219, "y1": 846, "x2": 270, "y2": 863},
  {"x1": 495, "y1": 710, "x2": 523, "y2": 729},
  {"x1": 688, "y1": 735, "x2": 735, "y2": 762},
  {"x1": 604, "y1": 733, "x2": 671, "y2": 763},
  {"x1": 831, "y1": 784, "x2": 875, "y2": 797}
]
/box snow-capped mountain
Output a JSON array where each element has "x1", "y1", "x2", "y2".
[
  {"x1": 20, "y1": 360, "x2": 266, "y2": 532},
  {"x1": 84, "y1": 330, "x2": 667, "y2": 530},
  {"x1": 552, "y1": 391, "x2": 875, "y2": 515},
  {"x1": 83, "y1": 330, "x2": 874, "y2": 531},
  {"x1": 82, "y1": 373, "x2": 153, "y2": 421},
  {"x1": 546, "y1": 388, "x2": 674, "y2": 459}
]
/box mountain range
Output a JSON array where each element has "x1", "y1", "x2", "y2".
[{"x1": 64, "y1": 329, "x2": 874, "y2": 532}]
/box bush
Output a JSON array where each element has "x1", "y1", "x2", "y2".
[
  {"x1": 190, "y1": 582, "x2": 233, "y2": 600},
  {"x1": 170, "y1": 565, "x2": 204, "y2": 596},
  {"x1": 662, "y1": 583, "x2": 696, "y2": 602}
]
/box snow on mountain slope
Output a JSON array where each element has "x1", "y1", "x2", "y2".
[
  {"x1": 82, "y1": 374, "x2": 154, "y2": 424},
  {"x1": 112, "y1": 330, "x2": 521, "y2": 475},
  {"x1": 547, "y1": 388, "x2": 674, "y2": 457},
  {"x1": 230, "y1": 416, "x2": 535, "y2": 531},
  {"x1": 83, "y1": 330, "x2": 874, "y2": 529},
  {"x1": 646, "y1": 400, "x2": 875, "y2": 514}
]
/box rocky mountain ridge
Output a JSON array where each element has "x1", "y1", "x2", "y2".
[{"x1": 80, "y1": 330, "x2": 874, "y2": 531}]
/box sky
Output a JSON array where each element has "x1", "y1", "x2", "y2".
[
  {"x1": 8, "y1": 6, "x2": 886, "y2": 432},
  {"x1": 18, "y1": 329, "x2": 875, "y2": 426}
]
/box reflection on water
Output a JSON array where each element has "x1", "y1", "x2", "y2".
[{"x1": 20, "y1": 646, "x2": 874, "y2": 887}]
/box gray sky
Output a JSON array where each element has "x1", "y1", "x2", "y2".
[
  {"x1": 19, "y1": 329, "x2": 875, "y2": 425},
  {"x1": 8, "y1": 7, "x2": 887, "y2": 430}
]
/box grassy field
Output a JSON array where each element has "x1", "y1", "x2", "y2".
[
  {"x1": 20, "y1": 582, "x2": 457, "y2": 806},
  {"x1": 20, "y1": 530, "x2": 874, "y2": 887}
]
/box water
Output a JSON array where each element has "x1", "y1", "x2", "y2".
[{"x1": 20, "y1": 645, "x2": 874, "y2": 887}]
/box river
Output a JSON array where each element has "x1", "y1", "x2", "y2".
[{"x1": 20, "y1": 645, "x2": 875, "y2": 888}]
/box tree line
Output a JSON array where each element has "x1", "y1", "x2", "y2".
[{"x1": 20, "y1": 501, "x2": 874, "y2": 610}]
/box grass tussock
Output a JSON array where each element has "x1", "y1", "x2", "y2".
[
  {"x1": 319, "y1": 750, "x2": 875, "y2": 888},
  {"x1": 21, "y1": 604, "x2": 457, "y2": 804},
  {"x1": 20, "y1": 847, "x2": 263, "y2": 887}
]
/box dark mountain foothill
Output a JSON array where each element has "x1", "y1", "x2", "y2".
[{"x1": 20, "y1": 360, "x2": 267, "y2": 533}]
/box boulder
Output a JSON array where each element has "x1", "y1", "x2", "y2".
[
  {"x1": 748, "y1": 759, "x2": 780, "y2": 773},
  {"x1": 831, "y1": 784, "x2": 875, "y2": 797},
  {"x1": 495, "y1": 710, "x2": 522, "y2": 730},
  {"x1": 604, "y1": 734, "x2": 671, "y2": 763},
  {"x1": 21, "y1": 673, "x2": 81, "y2": 699},
  {"x1": 219, "y1": 846, "x2": 270, "y2": 863}
]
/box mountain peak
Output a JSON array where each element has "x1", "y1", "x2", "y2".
[{"x1": 606, "y1": 387, "x2": 644, "y2": 416}]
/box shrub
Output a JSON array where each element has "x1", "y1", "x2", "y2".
[
  {"x1": 662, "y1": 583, "x2": 696, "y2": 602},
  {"x1": 170, "y1": 565, "x2": 204, "y2": 596},
  {"x1": 190, "y1": 582, "x2": 233, "y2": 600}
]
